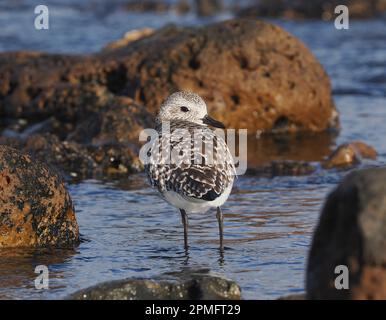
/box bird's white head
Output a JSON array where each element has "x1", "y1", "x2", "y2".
[{"x1": 157, "y1": 91, "x2": 225, "y2": 128}]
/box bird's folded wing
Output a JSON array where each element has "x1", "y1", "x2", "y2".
[
  {"x1": 165, "y1": 164, "x2": 233, "y2": 200},
  {"x1": 145, "y1": 124, "x2": 235, "y2": 200}
]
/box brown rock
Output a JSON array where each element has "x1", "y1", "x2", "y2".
[
  {"x1": 175, "y1": 0, "x2": 191, "y2": 15},
  {"x1": 102, "y1": 28, "x2": 155, "y2": 52},
  {"x1": 23, "y1": 134, "x2": 96, "y2": 179},
  {"x1": 1, "y1": 133, "x2": 143, "y2": 181},
  {"x1": 195, "y1": 0, "x2": 223, "y2": 16},
  {"x1": 306, "y1": 167, "x2": 386, "y2": 299},
  {"x1": 1, "y1": 95, "x2": 150, "y2": 180},
  {"x1": 68, "y1": 96, "x2": 152, "y2": 145},
  {"x1": 0, "y1": 20, "x2": 338, "y2": 136},
  {"x1": 0, "y1": 19, "x2": 339, "y2": 181},
  {"x1": 0, "y1": 52, "x2": 103, "y2": 120},
  {"x1": 322, "y1": 141, "x2": 377, "y2": 169},
  {"x1": 101, "y1": 19, "x2": 338, "y2": 133},
  {"x1": 0, "y1": 145, "x2": 79, "y2": 247},
  {"x1": 246, "y1": 160, "x2": 316, "y2": 176}
]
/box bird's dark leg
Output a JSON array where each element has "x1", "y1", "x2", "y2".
[
  {"x1": 180, "y1": 209, "x2": 189, "y2": 250},
  {"x1": 216, "y1": 207, "x2": 224, "y2": 252}
]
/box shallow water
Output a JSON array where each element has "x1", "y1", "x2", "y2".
[{"x1": 0, "y1": 1, "x2": 386, "y2": 299}]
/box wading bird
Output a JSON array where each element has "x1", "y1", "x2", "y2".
[{"x1": 145, "y1": 91, "x2": 235, "y2": 252}]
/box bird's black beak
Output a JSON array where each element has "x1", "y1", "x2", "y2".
[{"x1": 202, "y1": 115, "x2": 225, "y2": 129}]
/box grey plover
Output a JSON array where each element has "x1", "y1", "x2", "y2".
[{"x1": 145, "y1": 91, "x2": 235, "y2": 251}]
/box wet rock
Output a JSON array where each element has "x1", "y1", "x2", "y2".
[
  {"x1": 0, "y1": 145, "x2": 79, "y2": 247},
  {"x1": 102, "y1": 19, "x2": 338, "y2": 133},
  {"x1": 0, "y1": 20, "x2": 338, "y2": 135},
  {"x1": 265, "y1": 160, "x2": 316, "y2": 176},
  {"x1": 306, "y1": 167, "x2": 386, "y2": 299},
  {"x1": 0, "y1": 52, "x2": 103, "y2": 121},
  {"x1": 67, "y1": 269, "x2": 241, "y2": 300},
  {"x1": 246, "y1": 160, "x2": 316, "y2": 177},
  {"x1": 90, "y1": 142, "x2": 143, "y2": 178},
  {"x1": 102, "y1": 28, "x2": 155, "y2": 52},
  {"x1": 236, "y1": 0, "x2": 386, "y2": 20},
  {"x1": 1, "y1": 134, "x2": 142, "y2": 181},
  {"x1": 277, "y1": 294, "x2": 306, "y2": 300},
  {"x1": 195, "y1": 0, "x2": 223, "y2": 16},
  {"x1": 0, "y1": 19, "x2": 339, "y2": 181},
  {"x1": 322, "y1": 141, "x2": 377, "y2": 169},
  {"x1": 247, "y1": 132, "x2": 337, "y2": 170},
  {"x1": 24, "y1": 134, "x2": 96, "y2": 180},
  {"x1": 1, "y1": 94, "x2": 150, "y2": 180},
  {"x1": 175, "y1": 0, "x2": 191, "y2": 15},
  {"x1": 68, "y1": 96, "x2": 152, "y2": 145}
]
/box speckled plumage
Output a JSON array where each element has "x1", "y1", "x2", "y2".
[
  {"x1": 145, "y1": 91, "x2": 235, "y2": 212},
  {"x1": 146, "y1": 120, "x2": 235, "y2": 203}
]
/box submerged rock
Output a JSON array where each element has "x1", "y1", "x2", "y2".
[
  {"x1": 67, "y1": 269, "x2": 241, "y2": 300},
  {"x1": 247, "y1": 132, "x2": 337, "y2": 170},
  {"x1": 0, "y1": 145, "x2": 79, "y2": 247},
  {"x1": 322, "y1": 141, "x2": 377, "y2": 169},
  {"x1": 307, "y1": 167, "x2": 386, "y2": 299},
  {"x1": 246, "y1": 160, "x2": 316, "y2": 177}
]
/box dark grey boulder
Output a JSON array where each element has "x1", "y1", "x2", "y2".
[
  {"x1": 306, "y1": 167, "x2": 386, "y2": 299},
  {"x1": 67, "y1": 269, "x2": 241, "y2": 300}
]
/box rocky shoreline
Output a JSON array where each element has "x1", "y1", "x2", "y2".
[
  {"x1": 117, "y1": 0, "x2": 386, "y2": 20},
  {"x1": 0, "y1": 17, "x2": 384, "y2": 299},
  {"x1": 64, "y1": 167, "x2": 386, "y2": 300},
  {"x1": 1, "y1": 19, "x2": 342, "y2": 181}
]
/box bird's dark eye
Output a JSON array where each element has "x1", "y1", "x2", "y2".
[{"x1": 180, "y1": 106, "x2": 189, "y2": 112}]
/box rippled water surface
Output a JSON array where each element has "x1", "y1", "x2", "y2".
[{"x1": 0, "y1": 1, "x2": 385, "y2": 299}]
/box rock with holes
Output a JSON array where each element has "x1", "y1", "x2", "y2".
[
  {"x1": 102, "y1": 28, "x2": 156, "y2": 52},
  {"x1": 0, "y1": 96, "x2": 149, "y2": 180},
  {"x1": 101, "y1": 19, "x2": 338, "y2": 133},
  {"x1": 0, "y1": 145, "x2": 79, "y2": 247},
  {"x1": 67, "y1": 269, "x2": 241, "y2": 300},
  {"x1": 307, "y1": 167, "x2": 386, "y2": 299},
  {"x1": 322, "y1": 141, "x2": 377, "y2": 169},
  {"x1": 0, "y1": 132, "x2": 142, "y2": 181},
  {"x1": 0, "y1": 20, "x2": 338, "y2": 137}
]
